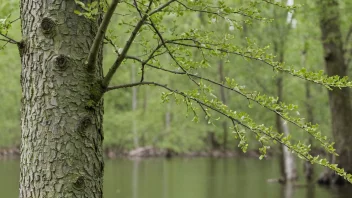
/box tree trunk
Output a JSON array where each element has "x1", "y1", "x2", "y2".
[
  {"x1": 19, "y1": 1, "x2": 104, "y2": 197},
  {"x1": 274, "y1": 36, "x2": 297, "y2": 182},
  {"x1": 165, "y1": 102, "x2": 171, "y2": 133},
  {"x1": 280, "y1": 117, "x2": 298, "y2": 181},
  {"x1": 276, "y1": 76, "x2": 297, "y2": 182},
  {"x1": 317, "y1": 0, "x2": 352, "y2": 185},
  {"x1": 132, "y1": 64, "x2": 139, "y2": 148},
  {"x1": 302, "y1": 43, "x2": 314, "y2": 182},
  {"x1": 218, "y1": 59, "x2": 228, "y2": 151}
]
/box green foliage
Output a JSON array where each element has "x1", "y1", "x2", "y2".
[
  {"x1": 0, "y1": 1, "x2": 21, "y2": 146},
  {"x1": 74, "y1": 0, "x2": 107, "y2": 20}
]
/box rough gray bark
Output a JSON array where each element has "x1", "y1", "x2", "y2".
[
  {"x1": 317, "y1": 0, "x2": 352, "y2": 185},
  {"x1": 19, "y1": 1, "x2": 104, "y2": 197}
]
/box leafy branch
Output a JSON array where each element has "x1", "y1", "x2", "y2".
[
  {"x1": 175, "y1": 0, "x2": 268, "y2": 23},
  {"x1": 105, "y1": 80, "x2": 352, "y2": 183},
  {"x1": 125, "y1": 55, "x2": 337, "y2": 156},
  {"x1": 163, "y1": 37, "x2": 352, "y2": 89},
  {"x1": 102, "y1": 0, "x2": 177, "y2": 89}
]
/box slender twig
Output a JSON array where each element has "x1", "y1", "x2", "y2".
[
  {"x1": 104, "y1": 36, "x2": 119, "y2": 55},
  {"x1": 0, "y1": 38, "x2": 10, "y2": 43},
  {"x1": 0, "y1": 40, "x2": 10, "y2": 49},
  {"x1": 0, "y1": 32, "x2": 19, "y2": 44},
  {"x1": 86, "y1": 0, "x2": 120, "y2": 72},
  {"x1": 10, "y1": 17, "x2": 20, "y2": 24},
  {"x1": 149, "y1": 0, "x2": 177, "y2": 16},
  {"x1": 106, "y1": 81, "x2": 164, "y2": 91},
  {"x1": 175, "y1": 0, "x2": 260, "y2": 21},
  {"x1": 140, "y1": 41, "x2": 164, "y2": 82},
  {"x1": 147, "y1": 19, "x2": 200, "y2": 85},
  {"x1": 163, "y1": 39, "x2": 337, "y2": 87},
  {"x1": 133, "y1": 0, "x2": 143, "y2": 17},
  {"x1": 102, "y1": 0, "x2": 171, "y2": 89},
  {"x1": 131, "y1": 0, "x2": 155, "y2": 82}
]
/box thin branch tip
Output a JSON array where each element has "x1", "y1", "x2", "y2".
[{"x1": 0, "y1": 33, "x2": 20, "y2": 45}]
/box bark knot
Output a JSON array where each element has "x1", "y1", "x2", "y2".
[
  {"x1": 41, "y1": 17, "x2": 56, "y2": 34},
  {"x1": 73, "y1": 176, "x2": 85, "y2": 190},
  {"x1": 17, "y1": 40, "x2": 26, "y2": 57},
  {"x1": 54, "y1": 55, "x2": 68, "y2": 70},
  {"x1": 76, "y1": 116, "x2": 91, "y2": 135}
]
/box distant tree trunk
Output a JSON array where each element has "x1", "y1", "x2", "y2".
[
  {"x1": 198, "y1": 9, "x2": 223, "y2": 151},
  {"x1": 280, "y1": 117, "x2": 298, "y2": 181},
  {"x1": 317, "y1": 0, "x2": 352, "y2": 185},
  {"x1": 19, "y1": 1, "x2": 104, "y2": 197},
  {"x1": 302, "y1": 43, "x2": 314, "y2": 182},
  {"x1": 165, "y1": 103, "x2": 171, "y2": 133},
  {"x1": 218, "y1": 60, "x2": 228, "y2": 150},
  {"x1": 276, "y1": 76, "x2": 297, "y2": 182},
  {"x1": 140, "y1": 87, "x2": 148, "y2": 146},
  {"x1": 275, "y1": 42, "x2": 297, "y2": 182},
  {"x1": 207, "y1": 131, "x2": 220, "y2": 150},
  {"x1": 132, "y1": 64, "x2": 139, "y2": 148}
]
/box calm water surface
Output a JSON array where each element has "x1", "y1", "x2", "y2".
[{"x1": 1, "y1": 158, "x2": 351, "y2": 198}]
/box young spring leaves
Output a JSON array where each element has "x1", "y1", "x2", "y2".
[{"x1": 74, "y1": 0, "x2": 352, "y2": 182}]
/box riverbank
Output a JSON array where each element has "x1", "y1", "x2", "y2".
[
  {"x1": 0, "y1": 145, "x2": 266, "y2": 159},
  {"x1": 1, "y1": 145, "x2": 326, "y2": 160},
  {"x1": 105, "y1": 146, "x2": 265, "y2": 158}
]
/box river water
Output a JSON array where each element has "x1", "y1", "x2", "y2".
[{"x1": 1, "y1": 158, "x2": 351, "y2": 198}]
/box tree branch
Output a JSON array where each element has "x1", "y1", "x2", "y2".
[
  {"x1": 0, "y1": 32, "x2": 19, "y2": 45},
  {"x1": 106, "y1": 80, "x2": 311, "y2": 163},
  {"x1": 86, "y1": 0, "x2": 120, "y2": 72},
  {"x1": 106, "y1": 81, "x2": 163, "y2": 91},
  {"x1": 125, "y1": 55, "x2": 333, "y2": 148},
  {"x1": 175, "y1": 0, "x2": 260, "y2": 21},
  {"x1": 163, "y1": 39, "x2": 347, "y2": 88},
  {"x1": 149, "y1": 0, "x2": 177, "y2": 16},
  {"x1": 102, "y1": 0, "x2": 173, "y2": 89},
  {"x1": 147, "y1": 19, "x2": 200, "y2": 85},
  {"x1": 102, "y1": 14, "x2": 149, "y2": 89}
]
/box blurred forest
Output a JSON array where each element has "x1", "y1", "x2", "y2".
[{"x1": 0, "y1": 0, "x2": 351, "y2": 156}]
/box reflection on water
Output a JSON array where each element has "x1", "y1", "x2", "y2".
[
  {"x1": 1, "y1": 158, "x2": 352, "y2": 198},
  {"x1": 281, "y1": 182, "x2": 294, "y2": 198}
]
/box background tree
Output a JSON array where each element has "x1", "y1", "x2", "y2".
[{"x1": 316, "y1": 0, "x2": 352, "y2": 185}]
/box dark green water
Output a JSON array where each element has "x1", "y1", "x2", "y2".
[{"x1": 1, "y1": 158, "x2": 351, "y2": 198}]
